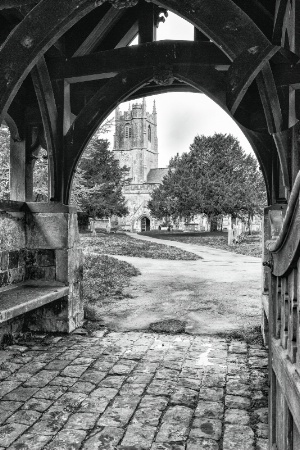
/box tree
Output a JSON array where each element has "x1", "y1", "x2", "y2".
[
  {"x1": 71, "y1": 135, "x2": 130, "y2": 219},
  {"x1": 148, "y1": 133, "x2": 266, "y2": 228}
]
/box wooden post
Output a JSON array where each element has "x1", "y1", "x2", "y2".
[{"x1": 10, "y1": 138, "x2": 25, "y2": 201}]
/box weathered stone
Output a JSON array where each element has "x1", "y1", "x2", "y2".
[
  {"x1": 155, "y1": 422, "x2": 190, "y2": 442},
  {"x1": 248, "y1": 357, "x2": 268, "y2": 369},
  {"x1": 199, "y1": 387, "x2": 224, "y2": 402},
  {"x1": 132, "y1": 408, "x2": 163, "y2": 427},
  {"x1": 256, "y1": 423, "x2": 268, "y2": 438},
  {"x1": 6, "y1": 409, "x2": 41, "y2": 425},
  {"x1": 0, "y1": 423, "x2": 29, "y2": 446},
  {"x1": 226, "y1": 379, "x2": 251, "y2": 397},
  {"x1": 68, "y1": 381, "x2": 95, "y2": 394},
  {"x1": 22, "y1": 398, "x2": 53, "y2": 412},
  {"x1": 121, "y1": 425, "x2": 156, "y2": 448},
  {"x1": 191, "y1": 418, "x2": 222, "y2": 441},
  {"x1": 225, "y1": 408, "x2": 250, "y2": 425},
  {"x1": 8, "y1": 432, "x2": 52, "y2": 449},
  {"x1": 225, "y1": 395, "x2": 251, "y2": 410},
  {"x1": 139, "y1": 395, "x2": 168, "y2": 411},
  {"x1": 194, "y1": 401, "x2": 223, "y2": 419},
  {"x1": 33, "y1": 386, "x2": 67, "y2": 400},
  {"x1": 65, "y1": 412, "x2": 97, "y2": 430},
  {"x1": 151, "y1": 444, "x2": 185, "y2": 450},
  {"x1": 256, "y1": 438, "x2": 268, "y2": 450},
  {"x1": 45, "y1": 429, "x2": 87, "y2": 449},
  {"x1": 147, "y1": 379, "x2": 176, "y2": 396},
  {"x1": 99, "y1": 375, "x2": 126, "y2": 389},
  {"x1": 80, "y1": 370, "x2": 106, "y2": 384},
  {"x1": 4, "y1": 386, "x2": 37, "y2": 401},
  {"x1": 24, "y1": 370, "x2": 59, "y2": 387},
  {"x1": 97, "y1": 406, "x2": 136, "y2": 427},
  {"x1": 0, "y1": 381, "x2": 22, "y2": 397},
  {"x1": 60, "y1": 365, "x2": 88, "y2": 378},
  {"x1": 186, "y1": 437, "x2": 219, "y2": 450},
  {"x1": 79, "y1": 397, "x2": 110, "y2": 414},
  {"x1": 223, "y1": 424, "x2": 254, "y2": 450},
  {"x1": 170, "y1": 387, "x2": 198, "y2": 407},
  {"x1": 49, "y1": 376, "x2": 77, "y2": 387},
  {"x1": 229, "y1": 342, "x2": 248, "y2": 354},
  {"x1": 82, "y1": 426, "x2": 124, "y2": 449},
  {"x1": 253, "y1": 407, "x2": 268, "y2": 423}
]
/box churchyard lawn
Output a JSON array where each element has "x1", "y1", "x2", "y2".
[{"x1": 140, "y1": 231, "x2": 262, "y2": 258}]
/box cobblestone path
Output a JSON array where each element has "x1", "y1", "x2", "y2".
[{"x1": 0, "y1": 331, "x2": 268, "y2": 449}]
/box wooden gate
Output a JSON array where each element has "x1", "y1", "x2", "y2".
[{"x1": 263, "y1": 176, "x2": 300, "y2": 449}]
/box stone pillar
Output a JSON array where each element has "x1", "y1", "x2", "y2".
[
  {"x1": 10, "y1": 139, "x2": 26, "y2": 201},
  {"x1": 25, "y1": 203, "x2": 83, "y2": 333}
]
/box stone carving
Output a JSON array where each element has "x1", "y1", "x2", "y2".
[
  {"x1": 154, "y1": 7, "x2": 168, "y2": 27},
  {"x1": 108, "y1": 0, "x2": 139, "y2": 8},
  {"x1": 153, "y1": 65, "x2": 174, "y2": 86}
]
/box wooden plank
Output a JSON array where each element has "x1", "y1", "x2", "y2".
[
  {"x1": 262, "y1": 293, "x2": 269, "y2": 319},
  {"x1": 72, "y1": 7, "x2": 124, "y2": 57},
  {"x1": 0, "y1": 200, "x2": 24, "y2": 212},
  {"x1": 0, "y1": 284, "x2": 69, "y2": 323},
  {"x1": 49, "y1": 41, "x2": 231, "y2": 82},
  {"x1": 272, "y1": 338, "x2": 300, "y2": 439}
]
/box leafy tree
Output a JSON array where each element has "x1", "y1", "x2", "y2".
[
  {"x1": 71, "y1": 134, "x2": 130, "y2": 219},
  {"x1": 148, "y1": 133, "x2": 266, "y2": 228}
]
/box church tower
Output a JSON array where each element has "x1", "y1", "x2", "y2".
[{"x1": 113, "y1": 98, "x2": 158, "y2": 183}]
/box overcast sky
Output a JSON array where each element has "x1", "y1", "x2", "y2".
[{"x1": 105, "y1": 12, "x2": 254, "y2": 168}]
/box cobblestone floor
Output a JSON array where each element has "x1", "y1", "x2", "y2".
[{"x1": 0, "y1": 331, "x2": 268, "y2": 449}]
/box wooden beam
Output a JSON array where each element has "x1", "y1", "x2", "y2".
[
  {"x1": 115, "y1": 22, "x2": 138, "y2": 48},
  {"x1": 72, "y1": 7, "x2": 125, "y2": 57},
  {"x1": 31, "y1": 57, "x2": 58, "y2": 200},
  {"x1": 49, "y1": 41, "x2": 231, "y2": 82},
  {"x1": 0, "y1": 0, "x2": 271, "y2": 127},
  {"x1": 0, "y1": 0, "x2": 98, "y2": 125},
  {"x1": 138, "y1": 1, "x2": 156, "y2": 44},
  {"x1": 0, "y1": 0, "x2": 36, "y2": 9},
  {"x1": 257, "y1": 63, "x2": 283, "y2": 134},
  {"x1": 227, "y1": 44, "x2": 280, "y2": 114},
  {"x1": 273, "y1": 0, "x2": 289, "y2": 45}
]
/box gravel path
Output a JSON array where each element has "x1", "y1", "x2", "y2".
[{"x1": 91, "y1": 233, "x2": 262, "y2": 335}]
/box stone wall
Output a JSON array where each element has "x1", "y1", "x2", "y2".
[{"x1": 0, "y1": 202, "x2": 83, "y2": 342}]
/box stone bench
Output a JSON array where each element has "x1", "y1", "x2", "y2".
[{"x1": 0, "y1": 282, "x2": 69, "y2": 324}]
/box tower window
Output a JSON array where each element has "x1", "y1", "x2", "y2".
[
  {"x1": 125, "y1": 124, "x2": 132, "y2": 138},
  {"x1": 148, "y1": 125, "x2": 151, "y2": 142}
]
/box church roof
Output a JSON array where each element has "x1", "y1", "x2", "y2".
[{"x1": 146, "y1": 168, "x2": 169, "y2": 184}]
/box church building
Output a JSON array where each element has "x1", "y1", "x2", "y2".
[{"x1": 113, "y1": 99, "x2": 168, "y2": 231}]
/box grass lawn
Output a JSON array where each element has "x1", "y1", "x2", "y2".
[
  {"x1": 139, "y1": 230, "x2": 262, "y2": 258},
  {"x1": 80, "y1": 232, "x2": 200, "y2": 260}
]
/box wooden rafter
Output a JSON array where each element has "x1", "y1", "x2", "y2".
[
  {"x1": 273, "y1": 0, "x2": 289, "y2": 45},
  {"x1": 31, "y1": 57, "x2": 57, "y2": 200},
  {"x1": 227, "y1": 44, "x2": 280, "y2": 114},
  {"x1": 72, "y1": 7, "x2": 125, "y2": 57}
]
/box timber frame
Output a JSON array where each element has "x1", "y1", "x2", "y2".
[{"x1": 1, "y1": 1, "x2": 300, "y2": 447}]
